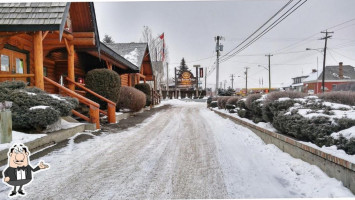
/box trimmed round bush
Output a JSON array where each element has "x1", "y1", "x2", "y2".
[
  {"x1": 118, "y1": 86, "x2": 146, "y2": 112},
  {"x1": 135, "y1": 83, "x2": 151, "y2": 106},
  {"x1": 85, "y1": 69, "x2": 121, "y2": 109}
]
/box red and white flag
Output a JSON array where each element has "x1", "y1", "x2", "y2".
[{"x1": 159, "y1": 33, "x2": 165, "y2": 61}]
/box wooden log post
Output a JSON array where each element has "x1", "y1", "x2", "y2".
[
  {"x1": 33, "y1": 31, "x2": 44, "y2": 89},
  {"x1": 67, "y1": 42, "x2": 75, "y2": 91},
  {"x1": 0, "y1": 110, "x2": 12, "y2": 144},
  {"x1": 89, "y1": 104, "x2": 100, "y2": 129},
  {"x1": 107, "y1": 103, "x2": 116, "y2": 123}
]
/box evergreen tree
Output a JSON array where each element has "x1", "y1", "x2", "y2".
[
  {"x1": 179, "y1": 58, "x2": 189, "y2": 72},
  {"x1": 102, "y1": 34, "x2": 114, "y2": 44}
]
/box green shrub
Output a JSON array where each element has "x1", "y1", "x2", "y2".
[
  {"x1": 236, "y1": 100, "x2": 252, "y2": 119},
  {"x1": 262, "y1": 99, "x2": 296, "y2": 123},
  {"x1": 135, "y1": 83, "x2": 151, "y2": 106},
  {"x1": 85, "y1": 69, "x2": 121, "y2": 109},
  {"x1": 0, "y1": 80, "x2": 26, "y2": 90},
  {"x1": 318, "y1": 91, "x2": 355, "y2": 106},
  {"x1": 210, "y1": 101, "x2": 218, "y2": 108},
  {"x1": 226, "y1": 97, "x2": 240, "y2": 112},
  {"x1": 118, "y1": 86, "x2": 146, "y2": 112},
  {"x1": 0, "y1": 81, "x2": 78, "y2": 132},
  {"x1": 12, "y1": 107, "x2": 60, "y2": 132},
  {"x1": 245, "y1": 94, "x2": 262, "y2": 110},
  {"x1": 207, "y1": 96, "x2": 213, "y2": 107}
]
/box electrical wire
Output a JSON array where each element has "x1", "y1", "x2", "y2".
[{"x1": 220, "y1": 0, "x2": 308, "y2": 64}]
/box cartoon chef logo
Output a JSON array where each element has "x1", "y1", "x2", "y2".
[{"x1": 2, "y1": 144, "x2": 49, "y2": 197}]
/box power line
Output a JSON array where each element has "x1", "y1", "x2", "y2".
[
  {"x1": 221, "y1": 0, "x2": 294, "y2": 59},
  {"x1": 220, "y1": 0, "x2": 308, "y2": 64}
]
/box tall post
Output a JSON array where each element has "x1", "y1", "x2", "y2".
[
  {"x1": 174, "y1": 67, "x2": 177, "y2": 99},
  {"x1": 320, "y1": 30, "x2": 333, "y2": 93},
  {"x1": 166, "y1": 63, "x2": 169, "y2": 91},
  {"x1": 215, "y1": 36, "x2": 222, "y2": 95},
  {"x1": 266, "y1": 54, "x2": 273, "y2": 91},
  {"x1": 194, "y1": 65, "x2": 199, "y2": 98},
  {"x1": 33, "y1": 31, "x2": 44, "y2": 90},
  {"x1": 230, "y1": 74, "x2": 234, "y2": 89},
  {"x1": 68, "y1": 43, "x2": 75, "y2": 91},
  {"x1": 205, "y1": 67, "x2": 207, "y2": 94}
]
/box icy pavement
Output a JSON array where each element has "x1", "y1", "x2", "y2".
[{"x1": 0, "y1": 100, "x2": 353, "y2": 199}]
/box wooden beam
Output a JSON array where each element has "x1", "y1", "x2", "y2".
[
  {"x1": 0, "y1": 74, "x2": 35, "y2": 78},
  {"x1": 72, "y1": 38, "x2": 95, "y2": 46},
  {"x1": 63, "y1": 38, "x2": 72, "y2": 55},
  {"x1": 42, "y1": 31, "x2": 49, "y2": 41},
  {"x1": 72, "y1": 32, "x2": 94, "y2": 38},
  {"x1": 33, "y1": 31, "x2": 44, "y2": 90},
  {"x1": 106, "y1": 61, "x2": 112, "y2": 70},
  {"x1": 53, "y1": 31, "x2": 73, "y2": 41},
  {"x1": 68, "y1": 43, "x2": 75, "y2": 91}
]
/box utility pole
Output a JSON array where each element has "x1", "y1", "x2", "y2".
[
  {"x1": 230, "y1": 74, "x2": 235, "y2": 89},
  {"x1": 204, "y1": 67, "x2": 207, "y2": 92},
  {"x1": 265, "y1": 54, "x2": 273, "y2": 91},
  {"x1": 193, "y1": 65, "x2": 200, "y2": 98},
  {"x1": 320, "y1": 30, "x2": 333, "y2": 93},
  {"x1": 215, "y1": 36, "x2": 223, "y2": 95},
  {"x1": 166, "y1": 63, "x2": 169, "y2": 91},
  {"x1": 245, "y1": 67, "x2": 249, "y2": 95},
  {"x1": 174, "y1": 67, "x2": 177, "y2": 99}
]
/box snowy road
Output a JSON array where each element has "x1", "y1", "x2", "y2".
[{"x1": 1, "y1": 100, "x2": 353, "y2": 199}]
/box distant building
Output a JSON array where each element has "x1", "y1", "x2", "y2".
[
  {"x1": 290, "y1": 75, "x2": 309, "y2": 92},
  {"x1": 303, "y1": 62, "x2": 355, "y2": 94}
]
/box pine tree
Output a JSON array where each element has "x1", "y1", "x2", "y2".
[
  {"x1": 179, "y1": 58, "x2": 188, "y2": 72},
  {"x1": 102, "y1": 34, "x2": 114, "y2": 44}
]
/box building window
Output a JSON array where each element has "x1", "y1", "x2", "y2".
[
  {"x1": 15, "y1": 58, "x2": 24, "y2": 74},
  {"x1": 1, "y1": 54, "x2": 9, "y2": 72},
  {"x1": 332, "y1": 84, "x2": 337, "y2": 90}
]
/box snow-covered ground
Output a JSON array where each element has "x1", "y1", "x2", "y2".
[
  {"x1": 0, "y1": 119, "x2": 83, "y2": 152},
  {"x1": 0, "y1": 100, "x2": 352, "y2": 199}
]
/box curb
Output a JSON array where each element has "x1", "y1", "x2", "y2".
[
  {"x1": 211, "y1": 108, "x2": 355, "y2": 194},
  {"x1": 0, "y1": 123, "x2": 88, "y2": 163}
]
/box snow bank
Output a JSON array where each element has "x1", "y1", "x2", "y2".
[
  {"x1": 0, "y1": 131, "x2": 46, "y2": 151},
  {"x1": 201, "y1": 108, "x2": 353, "y2": 198}
]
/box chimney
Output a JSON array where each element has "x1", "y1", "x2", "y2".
[
  {"x1": 312, "y1": 69, "x2": 317, "y2": 73},
  {"x1": 339, "y1": 62, "x2": 344, "y2": 79}
]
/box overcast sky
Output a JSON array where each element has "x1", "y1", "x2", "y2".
[{"x1": 95, "y1": 0, "x2": 355, "y2": 89}]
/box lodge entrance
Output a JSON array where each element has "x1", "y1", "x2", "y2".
[{"x1": 0, "y1": 48, "x2": 27, "y2": 82}]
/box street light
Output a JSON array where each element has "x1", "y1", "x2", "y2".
[
  {"x1": 306, "y1": 48, "x2": 324, "y2": 94},
  {"x1": 258, "y1": 65, "x2": 271, "y2": 91}
]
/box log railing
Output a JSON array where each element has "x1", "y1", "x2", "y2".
[
  {"x1": 0, "y1": 74, "x2": 35, "y2": 78},
  {"x1": 66, "y1": 78, "x2": 116, "y2": 123},
  {"x1": 43, "y1": 77, "x2": 100, "y2": 129}
]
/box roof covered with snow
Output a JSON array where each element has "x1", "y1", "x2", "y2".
[
  {"x1": 303, "y1": 65, "x2": 355, "y2": 83},
  {"x1": 106, "y1": 43, "x2": 148, "y2": 69}
]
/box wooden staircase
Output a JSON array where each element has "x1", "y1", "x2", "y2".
[{"x1": 44, "y1": 77, "x2": 117, "y2": 129}]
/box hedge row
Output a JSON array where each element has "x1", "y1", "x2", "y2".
[{"x1": 210, "y1": 91, "x2": 355, "y2": 155}]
